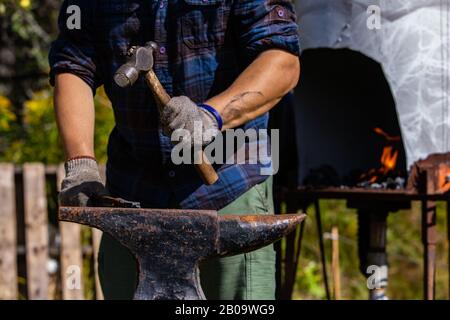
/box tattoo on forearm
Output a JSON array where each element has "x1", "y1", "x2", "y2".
[{"x1": 222, "y1": 91, "x2": 264, "y2": 121}]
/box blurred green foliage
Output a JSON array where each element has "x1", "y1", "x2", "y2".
[
  {"x1": 0, "y1": 87, "x2": 115, "y2": 164},
  {"x1": 0, "y1": 0, "x2": 57, "y2": 72},
  {"x1": 0, "y1": 1, "x2": 114, "y2": 164},
  {"x1": 6, "y1": 0, "x2": 51, "y2": 70}
]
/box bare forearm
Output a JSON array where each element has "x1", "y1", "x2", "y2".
[
  {"x1": 206, "y1": 49, "x2": 300, "y2": 129},
  {"x1": 54, "y1": 73, "x2": 95, "y2": 159}
]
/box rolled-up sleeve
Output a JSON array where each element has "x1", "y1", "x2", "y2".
[
  {"x1": 233, "y1": 0, "x2": 300, "y2": 62},
  {"x1": 48, "y1": 0, "x2": 102, "y2": 93}
]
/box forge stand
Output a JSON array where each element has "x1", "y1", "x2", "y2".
[
  {"x1": 276, "y1": 153, "x2": 450, "y2": 300},
  {"x1": 352, "y1": 201, "x2": 409, "y2": 300}
]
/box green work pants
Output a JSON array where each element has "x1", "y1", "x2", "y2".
[{"x1": 98, "y1": 177, "x2": 275, "y2": 300}]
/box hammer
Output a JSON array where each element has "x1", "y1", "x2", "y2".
[{"x1": 113, "y1": 42, "x2": 219, "y2": 185}]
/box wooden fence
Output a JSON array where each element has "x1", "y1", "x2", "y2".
[{"x1": 0, "y1": 163, "x2": 103, "y2": 300}]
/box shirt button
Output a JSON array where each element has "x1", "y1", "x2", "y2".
[
  {"x1": 159, "y1": 46, "x2": 166, "y2": 54},
  {"x1": 277, "y1": 9, "x2": 285, "y2": 17},
  {"x1": 159, "y1": 1, "x2": 165, "y2": 8},
  {"x1": 168, "y1": 170, "x2": 176, "y2": 178}
]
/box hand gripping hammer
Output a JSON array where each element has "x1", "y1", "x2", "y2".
[{"x1": 113, "y1": 41, "x2": 219, "y2": 185}]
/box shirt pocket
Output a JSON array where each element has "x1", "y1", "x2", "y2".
[{"x1": 181, "y1": 0, "x2": 225, "y2": 49}]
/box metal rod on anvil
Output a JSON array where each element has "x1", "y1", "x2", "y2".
[{"x1": 58, "y1": 206, "x2": 305, "y2": 300}]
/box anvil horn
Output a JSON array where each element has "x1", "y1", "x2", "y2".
[{"x1": 216, "y1": 214, "x2": 306, "y2": 256}]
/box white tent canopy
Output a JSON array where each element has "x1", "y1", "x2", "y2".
[{"x1": 295, "y1": 0, "x2": 450, "y2": 168}]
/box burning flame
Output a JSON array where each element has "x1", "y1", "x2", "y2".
[
  {"x1": 380, "y1": 146, "x2": 398, "y2": 171},
  {"x1": 373, "y1": 127, "x2": 401, "y2": 143},
  {"x1": 361, "y1": 127, "x2": 400, "y2": 184}
]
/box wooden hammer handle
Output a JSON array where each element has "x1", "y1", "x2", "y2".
[
  {"x1": 145, "y1": 70, "x2": 171, "y2": 105},
  {"x1": 145, "y1": 70, "x2": 219, "y2": 185}
]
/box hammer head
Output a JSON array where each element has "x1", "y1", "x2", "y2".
[{"x1": 114, "y1": 41, "x2": 158, "y2": 88}]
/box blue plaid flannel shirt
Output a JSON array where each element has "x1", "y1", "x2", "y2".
[{"x1": 49, "y1": 0, "x2": 300, "y2": 210}]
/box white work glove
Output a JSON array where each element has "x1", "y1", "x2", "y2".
[
  {"x1": 160, "y1": 96, "x2": 220, "y2": 146},
  {"x1": 59, "y1": 157, "x2": 108, "y2": 206}
]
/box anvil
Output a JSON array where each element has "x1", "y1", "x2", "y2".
[{"x1": 59, "y1": 206, "x2": 305, "y2": 300}]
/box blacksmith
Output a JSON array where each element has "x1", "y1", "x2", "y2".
[{"x1": 49, "y1": 0, "x2": 300, "y2": 299}]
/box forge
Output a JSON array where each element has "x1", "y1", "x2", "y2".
[
  {"x1": 273, "y1": 48, "x2": 450, "y2": 300},
  {"x1": 294, "y1": 49, "x2": 407, "y2": 190}
]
